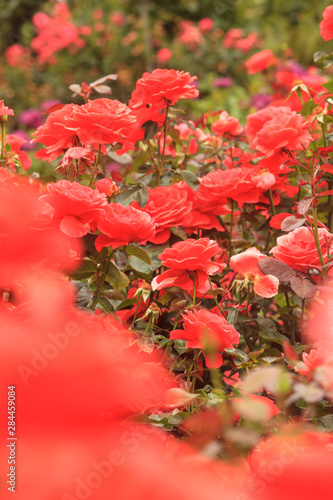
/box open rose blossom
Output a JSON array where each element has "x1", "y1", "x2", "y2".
[
  {"x1": 40, "y1": 180, "x2": 107, "y2": 237},
  {"x1": 170, "y1": 308, "x2": 239, "y2": 368},
  {"x1": 95, "y1": 203, "x2": 156, "y2": 251},
  {"x1": 230, "y1": 248, "x2": 279, "y2": 298},
  {"x1": 33, "y1": 99, "x2": 142, "y2": 161},
  {"x1": 131, "y1": 185, "x2": 193, "y2": 244},
  {"x1": 211, "y1": 111, "x2": 243, "y2": 137},
  {"x1": 129, "y1": 68, "x2": 199, "y2": 111},
  {"x1": 195, "y1": 165, "x2": 274, "y2": 211},
  {"x1": 320, "y1": 5, "x2": 333, "y2": 41},
  {"x1": 271, "y1": 226, "x2": 333, "y2": 272},
  {"x1": 251, "y1": 112, "x2": 312, "y2": 157},
  {"x1": 245, "y1": 49, "x2": 276, "y2": 74},
  {"x1": 152, "y1": 238, "x2": 224, "y2": 296}
]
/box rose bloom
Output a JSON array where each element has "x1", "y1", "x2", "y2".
[
  {"x1": 0, "y1": 100, "x2": 14, "y2": 118},
  {"x1": 157, "y1": 48, "x2": 172, "y2": 64},
  {"x1": 95, "y1": 203, "x2": 156, "y2": 251},
  {"x1": 131, "y1": 185, "x2": 193, "y2": 244},
  {"x1": 4, "y1": 134, "x2": 32, "y2": 171},
  {"x1": 195, "y1": 166, "x2": 272, "y2": 212},
  {"x1": 246, "y1": 105, "x2": 291, "y2": 145},
  {"x1": 198, "y1": 17, "x2": 214, "y2": 33},
  {"x1": 251, "y1": 111, "x2": 312, "y2": 157},
  {"x1": 152, "y1": 238, "x2": 224, "y2": 296},
  {"x1": 320, "y1": 5, "x2": 333, "y2": 41},
  {"x1": 170, "y1": 309, "x2": 239, "y2": 369},
  {"x1": 271, "y1": 226, "x2": 333, "y2": 272},
  {"x1": 230, "y1": 247, "x2": 279, "y2": 298},
  {"x1": 95, "y1": 177, "x2": 119, "y2": 197},
  {"x1": 33, "y1": 99, "x2": 142, "y2": 162},
  {"x1": 40, "y1": 180, "x2": 108, "y2": 237},
  {"x1": 129, "y1": 68, "x2": 199, "y2": 112},
  {"x1": 295, "y1": 348, "x2": 330, "y2": 376},
  {"x1": 211, "y1": 111, "x2": 243, "y2": 136},
  {"x1": 245, "y1": 49, "x2": 276, "y2": 74}
]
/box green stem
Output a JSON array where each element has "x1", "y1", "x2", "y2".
[
  {"x1": 1, "y1": 122, "x2": 6, "y2": 162},
  {"x1": 228, "y1": 199, "x2": 234, "y2": 262},
  {"x1": 91, "y1": 252, "x2": 113, "y2": 309},
  {"x1": 208, "y1": 276, "x2": 227, "y2": 318},
  {"x1": 160, "y1": 100, "x2": 170, "y2": 170},
  {"x1": 89, "y1": 145, "x2": 102, "y2": 187},
  {"x1": 268, "y1": 188, "x2": 276, "y2": 216},
  {"x1": 146, "y1": 140, "x2": 160, "y2": 186},
  {"x1": 192, "y1": 278, "x2": 196, "y2": 306},
  {"x1": 131, "y1": 295, "x2": 143, "y2": 327},
  {"x1": 312, "y1": 203, "x2": 326, "y2": 273}
]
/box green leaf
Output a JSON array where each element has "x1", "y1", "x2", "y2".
[
  {"x1": 227, "y1": 309, "x2": 239, "y2": 325},
  {"x1": 224, "y1": 348, "x2": 249, "y2": 361},
  {"x1": 300, "y1": 99, "x2": 316, "y2": 117},
  {"x1": 322, "y1": 82, "x2": 333, "y2": 93},
  {"x1": 71, "y1": 258, "x2": 97, "y2": 280},
  {"x1": 125, "y1": 245, "x2": 152, "y2": 265},
  {"x1": 107, "y1": 262, "x2": 129, "y2": 289},
  {"x1": 114, "y1": 185, "x2": 149, "y2": 207},
  {"x1": 257, "y1": 317, "x2": 289, "y2": 345},
  {"x1": 181, "y1": 170, "x2": 200, "y2": 191}
]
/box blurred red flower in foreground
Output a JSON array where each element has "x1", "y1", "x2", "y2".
[
  {"x1": 230, "y1": 248, "x2": 279, "y2": 298},
  {"x1": 170, "y1": 308, "x2": 239, "y2": 368},
  {"x1": 152, "y1": 238, "x2": 224, "y2": 296},
  {"x1": 320, "y1": 5, "x2": 333, "y2": 41}
]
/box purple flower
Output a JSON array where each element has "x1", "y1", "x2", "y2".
[
  {"x1": 213, "y1": 77, "x2": 234, "y2": 88},
  {"x1": 19, "y1": 109, "x2": 43, "y2": 129},
  {"x1": 40, "y1": 99, "x2": 61, "y2": 112},
  {"x1": 250, "y1": 93, "x2": 272, "y2": 110}
]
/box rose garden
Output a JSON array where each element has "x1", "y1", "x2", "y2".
[{"x1": 1, "y1": 1, "x2": 333, "y2": 499}]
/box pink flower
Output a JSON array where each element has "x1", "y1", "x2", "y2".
[
  {"x1": 229, "y1": 248, "x2": 279, "y2": 298},
  {"x1": 170, "y1": 308, "x2": 239, "y2": 368},
  {"x1": 320, "y1": 5, "x2": 333, "y2": 41},
  {"x1": 211, "y1": 111, "x2": 243, "y2": 136}
]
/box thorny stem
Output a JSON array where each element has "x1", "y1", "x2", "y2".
[
  {"x1": 268, "y1": 188, "x2": 276, "y2": 216},
  {"x1": 89, "y1": 144, "x2": 102, "y2": 187},
  {"x1": 1, "y1": 122, "x2": 6, "y2": 163},
  {"x1": 131, "y1": 295, "x2": 143, "y2": 327},
  {"x1": 228, "y1": 199, "x2": 234, "y2": 262},
  {"x1": 91, "y1": 252, "x2": 113, "y2": 310}
]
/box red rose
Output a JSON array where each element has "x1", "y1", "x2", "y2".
[
  {"x1": 320, "y1": 5, "x2": 333, "y2": 41},
  {"x1": 246, "y1": 105, "x2": 292, "y2": 146},
  {"x1": 271, "y1": 226, "x2": 333, "y2": 272},
  {"x1": 195, "y1": 165, "x2": 272, "y2": 211},
  {"x1": 245, "y1": 49, "x2": 276, "y2": 74},
  {"x1": 211, "y1": 111, "x2": 243, "y2": 136},
  {"x1": 33, "y1": 99, "x2": 142, "y2": 162},
  {"x1": 129, "y1": 68, "x2": 199, "y2": 111},
  {"x1": 4, "y1": 134, "x2": 32, "y2": 171},
  {"x1": 95, "y1": 203, "x2": 156, "y2": 251},
  {"x1": 40, "y1": 180, "x2": 107, "y2": 237},
  {"x1": 251, "y1": 111, "x2": 312, "y2": 157},
  {"x1": 170, "y1": 308, "x2": 239, "y2": 368},
  {"x1": 152, "y1": 238, "x2": 224, "y2": 296},
  {"x1": 131, "y1": 185, "x2": 193, "y2": 244}
]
